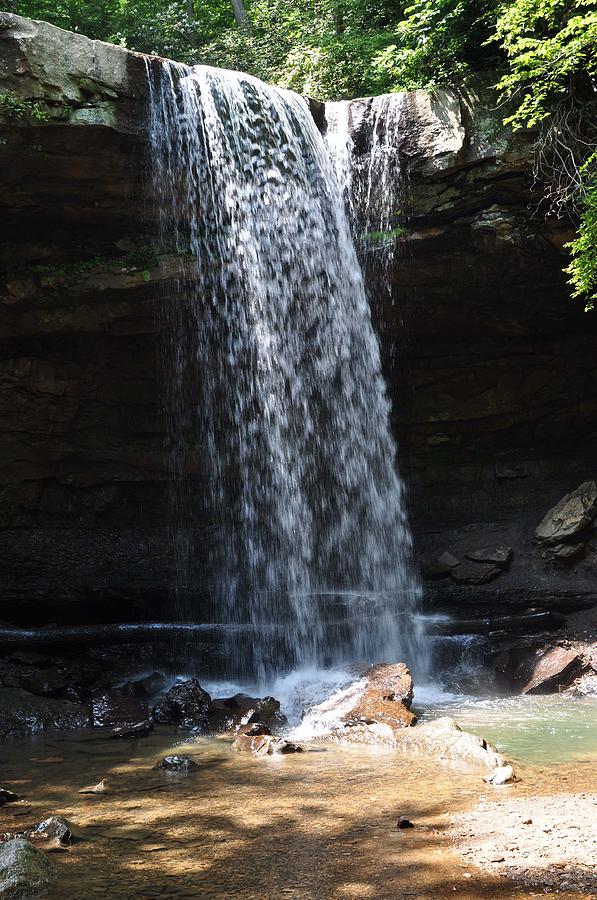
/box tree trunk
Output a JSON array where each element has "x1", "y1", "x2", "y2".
[{"x1": 231, "y1": 0, "x2": 250, "y2": 31}]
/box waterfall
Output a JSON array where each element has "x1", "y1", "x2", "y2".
[
  {"x1": 325, "y1": 95, "x2": 407, "y2": 317},
  {"x1": 145, "y1": 61, "x2": 425, "y2": 682}
]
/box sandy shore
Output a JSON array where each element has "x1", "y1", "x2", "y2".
[{"x1": 452, "y1": 791, "x2": 597, "y2": 895}]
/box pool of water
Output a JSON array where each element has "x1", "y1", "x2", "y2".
[{"x1": 414, "y1": 687, "x2": 597, "y2": 764}]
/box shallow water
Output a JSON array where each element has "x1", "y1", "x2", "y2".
[
  {"x1": 415, "y1": 690, "x2": 597, "y2": 765},
  {"x1": 1, "y1": 723, "x2": 594, "y2": 899}
]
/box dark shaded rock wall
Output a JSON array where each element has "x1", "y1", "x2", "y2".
[
  {"x1": 1, "y1": 15, "x2": 596, "y2": 623},
  {"x1": 351, "y1": 88, "x2": 597, "y2": 615}
]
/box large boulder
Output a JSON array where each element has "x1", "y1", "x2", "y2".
[
  {"x1": 395, "y1": 717, "x2": 506, "y2": 770},
  {"x1": 521, "y1": 646, "x2": 586, "y2": 694},
  {"x1": 0, "y1": 839, "x2": 54, "y2": 897},
  {"x1": 303, "y1": 663, "x2": 416, "y2": 735},
  {"x1": 342, "y1": 664, "x2": 416, "y2": 729},
  {"x1": 207, "y1": 693, "x2": 287, "y2": 733},
  {"x1": 152, "y1": 679, "x2": 212, "y2": 731},
  {"x1": 535, "y1": 481, "x2": 597, "y2": 545},
  {"x1": 91, "y1": 689, "x2": 149, "y2": 731}
]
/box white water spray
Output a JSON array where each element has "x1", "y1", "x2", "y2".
[{"x1": 145, "y1": 61, "x2": 425, "y2": 681}]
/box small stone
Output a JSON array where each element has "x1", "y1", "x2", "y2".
[
  {"x1": 237, "y1": 721, "x2": 272, "y2": 736},
  {"x1": 33, "y1": 815, "x2": 74, "y2": 845},
  {"x1": 272, "y1": 740, "x2": 306, "y2": 754},
  {"x1": 397, "y1": 816, "x2": 415, "y2": 829},
  {"x1": 450, "y1": 561, "x2": 502, "y2": 585},
  {"x1": 0, "y1": 788, "x2": 19, "y2": 805},
  {"x1": 465, "y1": 546, "x2": 513, "y2": 567},
  {"x1": 78, "y1": 779, "x2": 109, "y2": 794},
  {"x1": 110, "y1": 720, "x2": 152, "y2": 739},
  {"x1": 231, "y1": 733, "x2": 274, "y2": 755},
  {"x1": 154, "y1": 755, "x2": 198, "y2": 772},
  {"x1": 438, "y1": 551, "x2": 460, "y2": 568},
  {"x1": 483, "y1": 764, "x2": 516, "y2": 785}
]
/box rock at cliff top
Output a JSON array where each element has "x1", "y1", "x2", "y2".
[
  {"x1": 535, "y1": 481, "x2": 597, "y2": 545},
  {"x1": 0, "y1": 839, "x2": 55, "y2": 898},
  {"x1": 0, "y1": 13, "x2": 145, "y2": 127},
  {"x1": 521, "y1": 646, "x2": 585, "y2": 694}
]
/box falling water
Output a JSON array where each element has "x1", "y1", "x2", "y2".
[
  {"x1": 325, "y1": 95, "x2": 407, "y2": 315},
  {"x1": 145, "y1": 61, "x2": 424, "y2": 681}
]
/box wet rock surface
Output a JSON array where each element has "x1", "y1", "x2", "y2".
[
  {"x1": 152, "y1": 679, "x2": 212, "y2": 731},
  {"x1": 154, "y1": 754, "x2": 198, "y2": 772},
  {"x1": 207, "y1": 693, "x2": 287, "y2": 733},
  {"x1": 0, "y1": 688, "x2": 90, "y2": 739},
  {"x1": 394, "y1": 717, "x2": 506, "y2": 770},
  {"x1": 342, "y1": 663, "x2": 417, "y2": 729}
]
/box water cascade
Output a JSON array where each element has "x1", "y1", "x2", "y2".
[
  {"x1": 146, "y1": 62, "x2": 424, "y2": 681},
  {"x1": 324, "y1": 95, "x2": 407, "y2": 315}
]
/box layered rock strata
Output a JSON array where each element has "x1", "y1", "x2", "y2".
[{"x1": 1, "y1": 14, "x2": 596, "y2": 624}]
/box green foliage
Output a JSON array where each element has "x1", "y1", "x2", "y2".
[
  {"x1": 9, "y1": 0, "x2": 597, "y2": 309},
  {"x1": 493, "y1": 0, "x2": 597, "y2": 310},
  {"x1": 0, "y1": 91, "x2": 49, "y2": 123},
  {"x1": 565, "y1": 156, "x2": 597, "y2": 311},
  {"x1": 370, "y1": 0, "x2": 499, "y2": 91},
  {"x1": 494, "y1": 0, "x2": 597, "y2": 130},
  {"x1": 364, "y1": 226, "x2": 406, "y2": 244}
]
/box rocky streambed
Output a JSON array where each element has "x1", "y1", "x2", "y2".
[{"x1": 0, "y1": 660, "x2": 595, "y2": 897}]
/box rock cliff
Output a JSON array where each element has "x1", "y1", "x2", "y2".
[{"x1": 1, "y1": 14, "x2": 596, "y2": 625}]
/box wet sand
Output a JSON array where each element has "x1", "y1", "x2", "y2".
[{"x1": 1, "y1": 727, "x2": 595, "y2": 899}]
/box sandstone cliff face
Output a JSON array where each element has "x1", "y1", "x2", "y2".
[{"x1": 1, "y1": 14, "x2": 596, "y2": 622}]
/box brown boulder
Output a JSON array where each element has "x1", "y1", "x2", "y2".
[
  {"x1": 343, "y1": 692, "x2": 416, "y2": 728},
  {"x1": 521, "y1": 646, "x2": 586, "y2": 694},
  {"x1": 360, "y1": 663, "x2": 414, "y2": 707},
  {"x1": 342, "y1": 663, "x2": 416, "y2": 729},
  {"x1": 231, "y1": 733, "x2": 274, "y2": 755}
]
